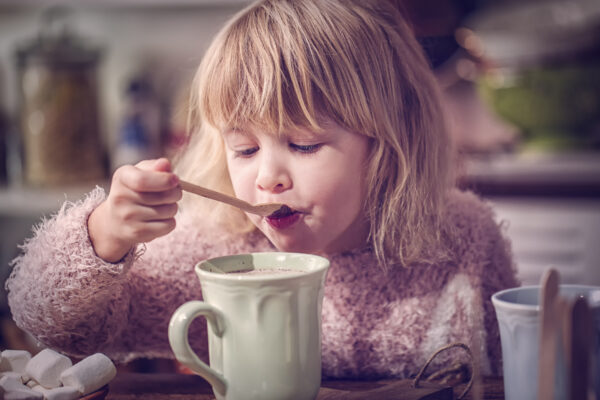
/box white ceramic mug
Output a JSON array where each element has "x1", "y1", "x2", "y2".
[
  {"x1": 168, "y1": 252, "x2": 330, "y2": 400},
  {"x1": 492, "y1": 285, "x2": 600, "y2": 400}
]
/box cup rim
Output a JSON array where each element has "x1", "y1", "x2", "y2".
[
  {"x1": 195, "y1": 252, "x2": 330, "y2": 282},
  {"x1": 492, "y1": 284, "x2": 600, "y2": 312}
]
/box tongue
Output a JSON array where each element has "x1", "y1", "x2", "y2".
[{"x1": 268, "y1": 205, "x2": 293, "y2": 218}]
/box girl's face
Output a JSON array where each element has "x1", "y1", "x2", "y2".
[{"x1": 222, "y1": 120, "x2": 371, "y2": 255}]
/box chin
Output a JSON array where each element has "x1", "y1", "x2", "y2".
[{"x1": 269, "y1": 237, "x2": 321, "y2": 255}]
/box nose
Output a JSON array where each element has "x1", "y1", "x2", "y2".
[{"x1": 256, "y1": 153, "x2": 292, "y2": 193}]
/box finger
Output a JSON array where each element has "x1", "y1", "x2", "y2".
[
  {"x1": 112, "y1": 201, "x2": 177, "y2": 223},
  {"x1": 139, "y1": 203, "x2": 179, "y2": 221},
  {"x1": 122, "y1": 219, "x2": 177, "y2": 244},
  {"x1": 135, "y1": 158, "x2": 173, "y2": 173},
  {"x1": 134, "y1": 159, "x2": 156, "y2": 170},
  {"x1": 133, "y1": 186, "x2": 182, "y2": 206},
  {"x1": 152, "y1": 158, "x2": 173, "y2": 172},
  {"x1": 116, "y1": 164, "x2": 179, "y2": 193}
]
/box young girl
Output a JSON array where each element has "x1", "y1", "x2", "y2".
[{"x1": 7, "y1": 0, "x2": 517, "y2": 379}]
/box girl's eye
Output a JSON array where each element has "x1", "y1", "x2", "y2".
[
  {"x1": 234, "y1": 147, "x2": 259, "y2": 157},
  {"x1": 289, "y1": 143, "x2": 323, "y2": 154}
]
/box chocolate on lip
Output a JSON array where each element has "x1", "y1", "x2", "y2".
[{"x1": 267, "y1": 205, "x2": 295, "y2": 219}]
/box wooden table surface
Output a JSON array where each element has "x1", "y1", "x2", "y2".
[{"x1": 102, "y1": 373, "x2": 504, "y2": 400}]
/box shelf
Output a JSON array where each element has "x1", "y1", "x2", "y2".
[
  {"x1": 0, "y1": 182, "x2": 107, "y2": 217},
  {"x1": 460, "y1": 151, "x2": 600, "y2": 198}
]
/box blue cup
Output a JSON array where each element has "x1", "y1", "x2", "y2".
[{"x1": 492, "y1": 285, "x2": 600, "y2": 400}]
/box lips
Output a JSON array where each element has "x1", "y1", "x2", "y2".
[{"x1": 265, "y1": 206, "x2": 301, "y2": 229}]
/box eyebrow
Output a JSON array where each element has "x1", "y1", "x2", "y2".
[
  {"x1": 222, "y1": 128, "x2": 249, "y2": 137},
  {"x1": 223, "y1": 124, "x2": 329, "y2": 141}
]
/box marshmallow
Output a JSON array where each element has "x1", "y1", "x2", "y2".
[
  {"x1": 0, "y1": 350, "x2": 32, "y2": 373},
  {"x1": 3, "y1": 389, "x2": 44, "y2": 400},
  {"x1": 0, "y1": 371, "x2": 24, "y2": 380},
  {"x1": 60, "y1": 353, "x2": 116, "y2": 395},
  {"x1": 0, "y1": 375, "x2": 24, "y2": 391},
  {"x1": 0, "y1": 375, "x2": 43, "y2": 399},
  {"x1": 31, "y1": 385, "x2": 80, "y2": 400},
  {"x1": 24, "y1": 349, "x2": 72, "y2": 389}
]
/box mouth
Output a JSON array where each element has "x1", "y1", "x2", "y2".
[
  {"x1": 267, "y1": 205, "x2": 294, "y2": 218},
  {"x1": 265, "y1": 205, "x2": 301, "y2": 229}
]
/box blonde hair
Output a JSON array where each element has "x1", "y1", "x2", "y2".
[{"x1": 175, "y1": 0, "x2": 455, "y2": 267}]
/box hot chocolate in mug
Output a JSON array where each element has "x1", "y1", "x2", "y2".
[{"x1": 168, "y1": 252, "x2": 330, "y2": 400}]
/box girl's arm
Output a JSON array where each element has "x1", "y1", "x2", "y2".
[
  {"x1": 6, "y1": 187, "x2": 274, "y2": 362},
  {"x1": 6, "y1": 158, "x2": 183, "y2": 358},
  {"x1": 6, "y1": 186, "x2": 137, "y2": 357}
]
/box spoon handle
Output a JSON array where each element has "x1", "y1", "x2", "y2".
[
  {"x1": 179, "y1": 180, "x2": 255, "y2": 213},
  {"x1": 538, "y1": 268, "x2": 559, "y2": 400}
]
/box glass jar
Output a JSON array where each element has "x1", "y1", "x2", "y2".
[{"x1": 15, "y1": 7, "x2": 107, "y2": 186}]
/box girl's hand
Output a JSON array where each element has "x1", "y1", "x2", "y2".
[{"x1": 88, "y1": 158, "x2": 182, "y2": 263}]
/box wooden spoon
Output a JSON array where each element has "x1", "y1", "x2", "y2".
[
  {"x1": 538, "y1": 268, "x2": 559, "y2": 400},
  {"x1": 179, "y1": 180, "x2": 286, "y2": 217}
]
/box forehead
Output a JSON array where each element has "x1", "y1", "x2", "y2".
[
  {"x1": 221, "y1": 119, "x2": 366, "y2": 147},
  {"x1": 221, "y1": 119, "x2": 330, "y2": 138}
]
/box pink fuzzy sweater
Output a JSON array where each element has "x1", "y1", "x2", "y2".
[{"x1": 6, "y1": 187, "x2": 518, "y2": 378}]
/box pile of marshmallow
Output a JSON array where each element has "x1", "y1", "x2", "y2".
[{"x1": 0, "y1": 348, "x2": 116, "y2": 400}]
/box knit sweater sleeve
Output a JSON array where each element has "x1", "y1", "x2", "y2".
[
  {"x1": 6, "y1": 187, "x2": 275, "y2": 363},
  {"x1": 6, "y1": 186, "x2": 137, "y2": 356},
  {"x1": 446, "y1": 190, "x2": 519, "y2": 376},
  {"x1": 476, "y1": 199, "x2": 520, "y2": 376}
]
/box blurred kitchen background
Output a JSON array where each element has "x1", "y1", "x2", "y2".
[{"x1": 0, "y1": 0, "x2": 598, "y2": 354}]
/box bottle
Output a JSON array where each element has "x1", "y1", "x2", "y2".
[{"x1": 112, "y1": 77, "x2": 162, "y2": 170}]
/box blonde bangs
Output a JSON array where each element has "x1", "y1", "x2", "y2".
[
  {"x1": 195, "y1": 1, "x2": 386, "y2": 138},
  {"x1": 197, "y1": 6, "x2": 318, "y2": 134}
]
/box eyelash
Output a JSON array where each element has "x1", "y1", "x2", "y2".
[
  {"x1": 289, "y1": 143, "x2": 322, "y2": 153},
  {"x1": 236, "y1": 147, "x2": 259, "y2": 157},
  {"x1": 233, "y1": 143, "x2": 322, "y2": 157}
]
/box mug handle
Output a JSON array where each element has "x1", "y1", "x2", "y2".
[{"x1": 168, "y1": 300, "x2": 227, "y2": 396}]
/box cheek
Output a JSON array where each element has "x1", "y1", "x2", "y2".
[
  {"x1": 313, "y1": 151, "x2": 369, "y2": 220},
  {"x1": 227, "y1": 162, "x2": 254, "y2": 197},
  {"x1": 311, "y1": 170, "x2": 365, "y2": 217}
]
